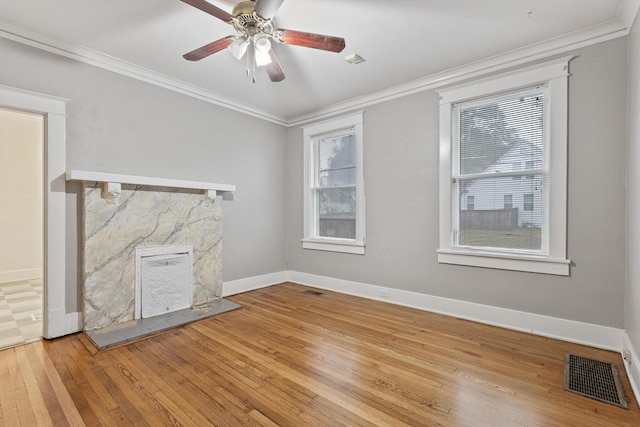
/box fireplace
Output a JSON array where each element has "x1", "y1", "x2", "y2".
[{"x1": 69, "y1": 170, "x2": 235, "y2": 332}]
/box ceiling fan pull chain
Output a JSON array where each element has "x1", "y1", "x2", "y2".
[
  {"x1": 246, "y1": 39, "x2": 251, "y2": 77},
  {"x1": 248, "y1": 39, "x2": 257, "y2": 83}
]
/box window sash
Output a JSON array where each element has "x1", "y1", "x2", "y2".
[
  {"x1": 451, "y1": 86, "x2": 548, "y2": 255},
  {"x1": 314, "y1": 186, "x2": 356, "y2": 240},
  {"x1": 312, "y1": 131, "x2": 357, "y2": 241},
  {"x1": 316, "y1": 131, "x2": 356, "y2": 189},
  {"x1": 452, "y1": 87, "x2": 546, "y2": 176},
  {"x1": 454, "y1": 175, "x2": 545, "y2": 253}
]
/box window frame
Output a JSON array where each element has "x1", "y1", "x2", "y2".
[
  {"x1": 302, "y1": 112, "x2": 365, "y2": 254},
  {"x1": 437, "y1": 57, "x2": 572, "y2": 275}
]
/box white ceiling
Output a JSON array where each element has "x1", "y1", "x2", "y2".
[{"x1": 0, "y1": 0, "x2": 637, "y2": 124}]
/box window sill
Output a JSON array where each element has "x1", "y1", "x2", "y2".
[
  {"x1": 302, "y1": 239, "x2": 365, "y2": 255},
  {"x1": 437, "y1": 249, "x2": 570, "y2": 276}
]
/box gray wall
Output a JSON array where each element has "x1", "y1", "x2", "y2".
[
  {"x1": 0, "y1": 38, "x2": 288, "y2": 314},
  {"x1": 286, "y1": 38, "x2": 628, "y2": 328},
  {"x1": 0, "y1": 34, "x2": 631, "y2": 329},
  {"x1": 626, "y1": 19, "x2": 640, "y2": 355}
]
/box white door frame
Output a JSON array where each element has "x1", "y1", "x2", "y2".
[{"x1": 0, "y1": 84, "x2": 80, "y2": 338}]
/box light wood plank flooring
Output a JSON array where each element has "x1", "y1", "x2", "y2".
[
  {"x1": 2, "y1": 282, "x2": 640, "y2": 426},
  {"x1": 0, "y1": 340, "x2": 84, "y2": 426}
]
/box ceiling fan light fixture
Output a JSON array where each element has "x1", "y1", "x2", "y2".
[
  {"x1": 228, "y1": 37, "x2": 249, "y2": 60},
  {"x1": 254, "y1": 37, "x2": 272, "y2": 66},
  {"x1": 255, "y1": 49, "x2": 272, "y2": 66},
  {"x1": 255, "y1": 37, "x2": 271, "y2": 53}
]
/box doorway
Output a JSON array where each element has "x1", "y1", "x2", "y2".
[{"x1": 0, "y1": 107, "x2": 44, "y2": 349}]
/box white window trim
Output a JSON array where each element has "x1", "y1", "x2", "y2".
[
  {"x1": 302, "y1": 111, "x2": 365, "y2": 255},
  {"x1": 437, "y1": 57, "x2": 572, "y2": 275}
]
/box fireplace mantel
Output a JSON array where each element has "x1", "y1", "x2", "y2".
[{"x1": 66, "y1": 170, "x2": 235, "y2": 200}]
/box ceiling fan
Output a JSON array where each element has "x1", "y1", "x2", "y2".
[{"x1": 180, "y1": 0, "x2": 346, "y2": 83}]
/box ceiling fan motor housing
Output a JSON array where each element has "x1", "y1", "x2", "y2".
[{"x1": 232, "y1": 1, "x2": 274, "y2": 38}]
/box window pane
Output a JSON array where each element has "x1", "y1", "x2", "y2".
[
  {"x1": 318, "y1": 187, "x2": 356, "y2": 239},
  {"x1": 504, "y1": 194, "x2": 513, "y2": 209},
  {"x1": 512, "y1": 162, "x2": 521, "y2": 180},
  {"x1": 523, "y1": 194, "x2": 534, "y2": 211},
  {"x1": 458, "y1": 175, "x2": 542, "y2": 250},
  {"x1": 459, "y1": 93, "x2": 544, "y2": 175},
  {"x1": 318, "y1": 133, "x2": 356, "y2": 187}
]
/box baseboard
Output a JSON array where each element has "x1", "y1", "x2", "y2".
[
  {"x1": 286, "y1": 270, "x2": 624, "y2": 352},
  {"x1": 623, "y1": 333, "x2": 640, "y2": 408},
  {"x1": 41, "y1": 269, "x2": 631, "y2": 360},
  {"x1": 222, "y1": 271, "x2": 289, "y2": 297},
  {"x1": 225, "y1": 269, "x2": 625, "y2": 351},
  {"x1": 0, "y1": 267, "x2": 42, "y2": 283}
]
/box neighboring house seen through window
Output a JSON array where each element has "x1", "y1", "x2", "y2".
[{"x1": 437, "y1": 57, "x2": 571, "y2": 275}]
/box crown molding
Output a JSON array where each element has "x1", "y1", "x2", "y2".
[
  {"x1": 0, "y1": 18, "x2": 289, "y2": 126},
  {"x1": 1, "y1": 0, "x2": 638, "y2": 128},
  {"x1": 619, "y1": 0, "x2": 640, "y2": 29},
  {"x1": 288, "y1": 1, "x2": 640, "y2": 126}
]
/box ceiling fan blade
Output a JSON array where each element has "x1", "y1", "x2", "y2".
[
  {"x1": 254, "y1": 0, "x2": 285, "y2": 20},
  {"x1": 180, "y1": 0, "x2": 233, "y2": 22},
  {"x1": 183, "y1": 36, "x2": 235, "y2": 61},
  {"x1": 276, "y1": 29, "x2": 346, "y2": 53},
  {"x1": 265, "y1": 49, "x2": 285, "y2": 82}
]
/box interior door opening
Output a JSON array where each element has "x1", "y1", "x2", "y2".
[{"x1": 0, "y1": 107, "x2": 44, "y2": 350}]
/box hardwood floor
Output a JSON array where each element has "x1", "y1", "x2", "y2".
[
  {"x1": 2, "y1": 282, "x2": 640, "y2": 426},
  {"x1": 0, "y1": 340, "x2": 84, "y2": 426}
]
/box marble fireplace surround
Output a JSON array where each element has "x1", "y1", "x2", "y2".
[{"x1": 67, "y1": 170, "x2": 235, "y2": 332}]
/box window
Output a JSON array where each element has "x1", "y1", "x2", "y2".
[
  {"x1": 512, "y1": 162, "x2": 522, "y2": 180},
  {"x1": 467, "y1": 196, "x2": 475, "y2": 210},
  {"x1": 526, "y1": 161, "x2": 535, "y2": 179},
  {"x1": 504, "y1": 195, "x2": 513, "y2": 209},
  {"x1": 302, "y1": 112, "x2": 365, "y2": 254},
  {"x1": 437, "y1": 57, "x2": 571, "y2": 275},
  {"x1": 523, "y1": 194, "x2": 534, "y2": 211}
]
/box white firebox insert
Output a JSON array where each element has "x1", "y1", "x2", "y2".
[{"x1": 135, "y1": 245, "x2": 193, "y2": 319}]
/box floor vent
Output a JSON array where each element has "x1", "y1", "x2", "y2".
[
  {"x1": 302, "y1": 290, "x2": 323, "y2": 296},
  {"x1": 564, "y1": 353, "x2": 628, "y2": 409}
]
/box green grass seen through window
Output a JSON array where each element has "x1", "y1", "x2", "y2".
[{"x1": 460, "y1": 228, "x2": 541, "y2": 250}]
